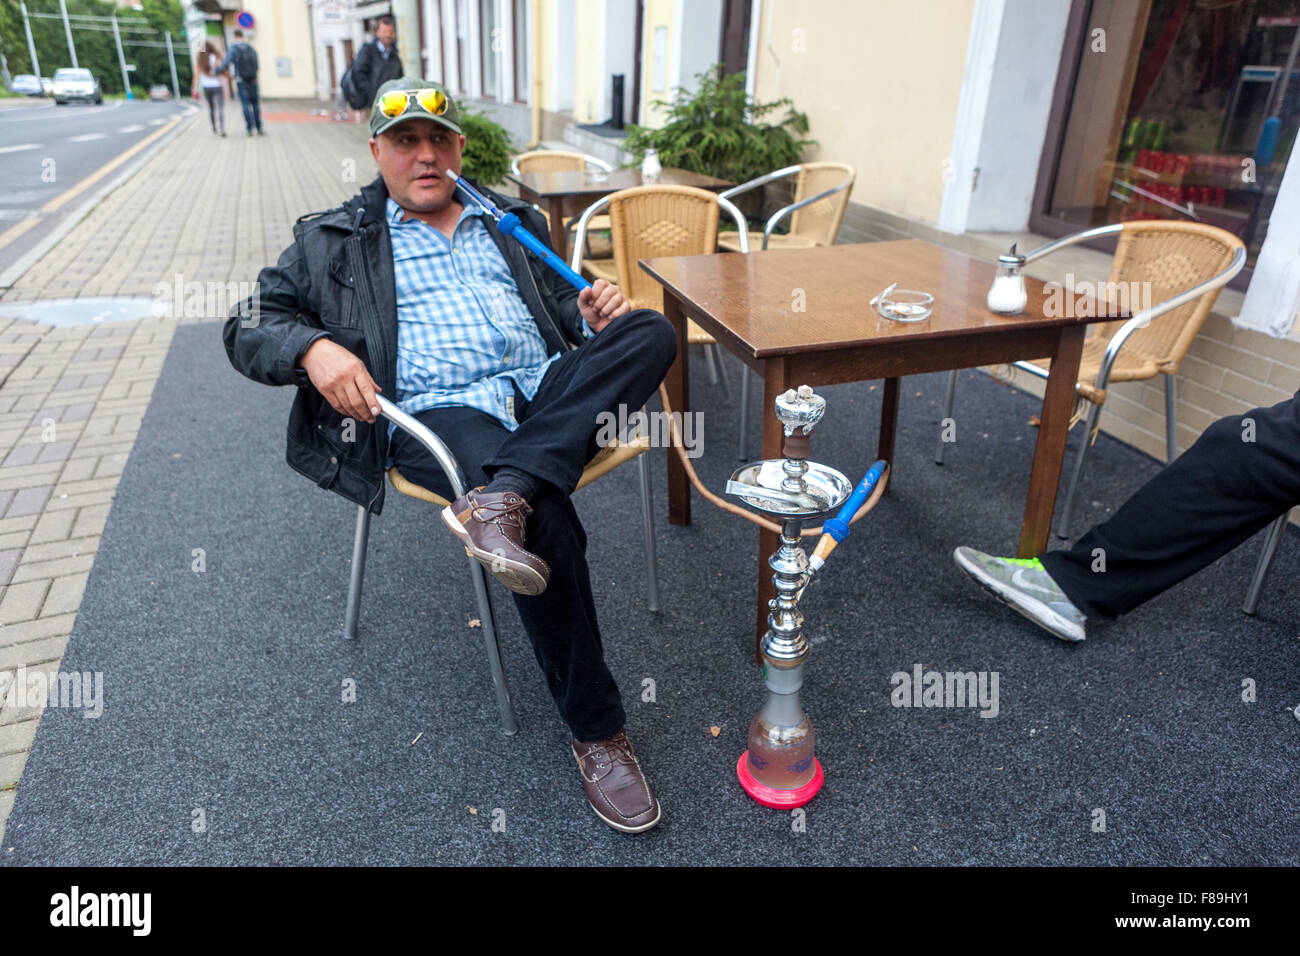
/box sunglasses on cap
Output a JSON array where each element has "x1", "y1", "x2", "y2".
[{"x1": 377, "y1": 88, "x2": 449, "y2": 119}]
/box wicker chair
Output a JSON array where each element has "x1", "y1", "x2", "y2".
[
  {"x1": 571, "y1": 184, "x2": 750, "y2": 393},
  {"x1": 342, "y1": 396, "x2": 660, "y2": 735},
  {"x1": 511, "y1": 150, "x2": 613, "y2": 258},
  {"x1": 716, "y1": 162, "x2": 855, "y2": 253},
  {"x1": 935, "y1": 220, "x2": 1246, "y2": 539},
  {"x1": 719, "y1": 162, "x2": 856, "y2": 458}
]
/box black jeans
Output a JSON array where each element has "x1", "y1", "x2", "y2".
[
  {"x1": 387, "y1": 309, "x2": 677, "y2": 740},
  {"x1": 236, "y1": 80, "x2": 262, "y2": 132},
  {"x1": 1041, "y1": 390, "x2": 1299, "y2": 619}
]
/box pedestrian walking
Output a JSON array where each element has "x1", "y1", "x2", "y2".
[
  {"x1": 197, "y1": 49, "x2": 228, "y2": 137},
  {"x1": 348, "y1": 15, "x2": 403, "y2": 109},
  {"x1": 220, "y1": 28, "x2": 264, "y2": 137}
]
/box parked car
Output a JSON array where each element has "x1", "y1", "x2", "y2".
[
  {"x1": 10, "y1": 74, "x2": 43, "y2": 97},
  {"x1": 51, "y1": 68, "x2": 102, "y2": 105},
  {"x1": 148, "y1": 84, "x2": 171, "y2": 101}
]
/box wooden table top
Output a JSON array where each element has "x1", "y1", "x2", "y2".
[
  {"x1": 639, "y1": 239, "x2": 1121, "y2": 360},
  {"x1": 507, "y1": 166, "x2": 733, "y2": 198}
]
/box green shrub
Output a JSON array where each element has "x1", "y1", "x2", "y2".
[
  {"x1": 460, "y1": 110, "x2": 513, "y2": 185},
  {"x1": 623, "y1": 64, "x2": 815, "y2": 188}
]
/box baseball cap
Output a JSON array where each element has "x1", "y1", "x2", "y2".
[{"x1": 369, "y1": 78, "x2": 462, "y2": 137}]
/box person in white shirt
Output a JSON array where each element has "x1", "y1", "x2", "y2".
[{"x1": 198, "y1": 50, "x2": 227, "y2": 137}]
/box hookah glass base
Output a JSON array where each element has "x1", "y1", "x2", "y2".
[{"x1": 737, "y1": 752, "x2": 824, "y2": 808}]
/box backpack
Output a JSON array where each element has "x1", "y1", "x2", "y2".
[
  {"x1": 232, "y1": 43, "x2": 258, "y2": 83},
  {"x1": 339, "y1": 62, "x2": 368, "y2": 111}
]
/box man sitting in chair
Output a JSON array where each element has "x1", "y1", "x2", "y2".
[{"x1": 223, "y1": 79, "x2": 676, "y2": 833}]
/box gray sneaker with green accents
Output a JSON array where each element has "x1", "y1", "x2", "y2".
[{"x1": 952, "y1": 547, "x2": 1087, "y2": 642}]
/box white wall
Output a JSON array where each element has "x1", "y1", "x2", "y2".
[
  {"x1": 673, "y1": 0, "x2": 721, "y2": 94},
  {"x1": 603, "y1": 0, "x2": 637, "y2": 125},
  {"x1": 939, "y1": 0, "x2": 1071, "y2": 234}
]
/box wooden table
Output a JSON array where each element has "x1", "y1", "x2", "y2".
[
  {"x1": 639, "y1": 239, "x2": 1122, "y2": 649},
  {"x1": 506, "y1": 167, "x2": 734, "y2": 259}
]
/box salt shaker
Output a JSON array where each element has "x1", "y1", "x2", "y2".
[
  {"x1": 641, "y1": 148, "x2": 662, "y2": 183},
  {"x1": 987, "y1": 244, "x2": 1028, "y2": 315}
]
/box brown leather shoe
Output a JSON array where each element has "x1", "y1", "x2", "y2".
[
  {"x1": 572, "y1": 730, "x2": 661, "y2": 833},
  {"x1": 441, "y1": 488, "x2": 550, "y2": 595}
]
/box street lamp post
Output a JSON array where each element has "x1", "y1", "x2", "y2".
[
  {"x1": 112, "y1": 14, "x2": 132, "y2": 98},
  {"x1": 20, "y1": 2, "x2": 42, "y2": 81},
  {"x1": 57, "y1": 0, "x2": 78, "y2": 68},
  {"x1": 166, "y1": 32, "x2": 181, "y2": 101}
]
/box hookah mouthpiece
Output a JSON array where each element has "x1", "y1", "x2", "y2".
[{"x1": 808, "y1": 459, "x2": 888, "y2": 571}]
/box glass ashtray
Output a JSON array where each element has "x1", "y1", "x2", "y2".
[{"x1": 875, "y1": 290, "x2": 934, "y2": 323}]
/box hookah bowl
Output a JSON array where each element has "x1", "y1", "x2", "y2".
[{"x1": 725, "y1": 385, "x2": 852, "y2": 808}]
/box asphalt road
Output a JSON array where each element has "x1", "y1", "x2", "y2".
[{"x1": 0, "y1": 97, "x2": 191, "y2": 282}]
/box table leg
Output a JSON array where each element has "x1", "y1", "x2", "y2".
[
  {"x1": 1019, "y1": 324, "x2": 1085, "y2": 557},
  {"x1": 877, "y1": 376, "x2": 901, "y2": 493},
  {"x1": 663, "y1": 294, "x2": 691, "y2": 527},
  {"x1": 547, "y1": 197, "x2": 568, "y2": 261},
  {"x1": 756, "y1": 359, "x2": 791, "y2": 657}
]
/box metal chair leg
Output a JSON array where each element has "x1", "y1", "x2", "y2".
[
  {"x1": 703, "y1": 343, "x2": 719, "y2": 386},
  {"x1": 466, "y1": 556, "x2": 519, "y2": 735},
  {"x1": 637, "y1": 451, "x2": 661, "y2": 612},
  {"x1": 1056, "y1": 401, "x2": 1102, "y2": 540},
  {"x1": 738, "y1": 363, "x2": 752, "y2": 461},
  {"x1": 1243, "y1": 510, "x2": 1290, "y2": 616},
  {"x1": 935, "y1": 369, "x2": 959, "y2": 465},
  {"x1": 343, "y1": 504, "x2": 371, "y2": 640},
  {"x1": 1164, "y1": 373, "x2": 1178, "y2": 462},
  {"x1": 711, "y1": 344, "x2": 732, "y2": 400}
]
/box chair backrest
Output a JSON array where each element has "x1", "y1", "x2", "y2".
[
  {"x1": 1095, "y1": 221, "x2": 1244, "y2": 372},
  {"x1": 512, "y1": 150, "x2": 608, "y2": 175},
  {"x1": 606, "y1": 185, "x2": 723, "y2": 310},
  {"x1": 789, "y1": 162, "x2": 855, "y2": 245}
]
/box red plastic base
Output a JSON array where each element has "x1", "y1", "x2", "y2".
[{"x1": 736, "y1": 751, "x2": 824, "y2": 808}]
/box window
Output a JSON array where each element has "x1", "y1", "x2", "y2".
[
  {"x1": 1036, "y1": 0, "x2": 1300, "y2": 276},
  {"x1": 513, "y1": 0, "x2": 529, "y2": 103},
  {"x1": 480, "y1": 0, "x2": 500, "y2": 100}
]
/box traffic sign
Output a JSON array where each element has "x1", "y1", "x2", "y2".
[{"x1": 237, "y1": 11, "x2": 255, "y2": 29}]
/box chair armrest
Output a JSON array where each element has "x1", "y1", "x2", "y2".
[
  {"x1": 1018, "y1": 223, "x2": 1123, "y2": 265},
  {"x1": 717, "y1": 195, "x2": 750, "y2": 253},
  {"x1": 760, "y1": 178, "x2": 854, "y2": 250},
  {"x1": 719, "y1": 165, "x2": 802, "y2": 201},
  {"x1": 376, "y1": 395, "x2": 471, "y2": 500},
  {"x1": 586, "y1": 156, "x2": 613, "y2": 173},
  {"x1": 509, "y1": 159, "x2": 521, "y2": 175},
  {"x1": 570, "y1": 195, "x2": 613, "y2": 271}
]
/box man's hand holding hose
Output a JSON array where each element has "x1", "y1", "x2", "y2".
[{"x1": 298, "y1": 338, "x2": 383, "y2": 424}]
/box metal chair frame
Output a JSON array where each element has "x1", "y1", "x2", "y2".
[
  {"x1": 342, "y1": 395, "x2": 660, "y2": 736},
  {"x1": 933, "y1": 223, "x2": 1246, "y2": 539},
  {"x1": 1243, "y1": 509, "x2": 1292, "y2": 616},
  {"x1": 509, "y1": 151, "x2": 613, "y2": 176},
  {"x1": 721, "y1": 164, "x2": 856, "y2": 460}
]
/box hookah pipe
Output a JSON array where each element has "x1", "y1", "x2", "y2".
[
  {"x1": 446, "y1": 169, "x2": 589, "y2": 291},
  {"x1": 447, "y1": 166, "x2": 892, "y2": 544}
]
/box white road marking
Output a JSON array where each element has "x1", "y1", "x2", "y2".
[
  {"x1": 118, "y1": 124, "x2": 145, "y2": 133},
  {"x1": 147, "y1": 118, "x2": 166, "y2": 126},
  {"x1": 0, "y1": 143, "x2": 41, "y2": 154},
  {"x1": 67, "y1": 133, "x2": 106, "y2": 142}
]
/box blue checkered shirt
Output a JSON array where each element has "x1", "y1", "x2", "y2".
[{"x1": 384, "y1": 198, "x2": 561, "y2": 461}]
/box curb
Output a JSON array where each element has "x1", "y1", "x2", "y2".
[{"x1": 0, "y1": 106, "x2": 200, "y2": 293}]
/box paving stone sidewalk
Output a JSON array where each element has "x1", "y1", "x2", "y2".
[{"x1": 0, "y1": 106, "x2": 379, "y2": 843}]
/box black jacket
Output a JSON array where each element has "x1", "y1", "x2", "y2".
[
  {"x1": 222, "y1": 175, "x2": 588, "y2": 516},
  {"x1": 351, "y1": 39, "x2": 403, "y2": 106}
]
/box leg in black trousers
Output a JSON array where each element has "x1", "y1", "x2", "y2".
[
  {"x1": 387, "y1": 309, "x2": 677, "y2": 740},
  {"x1": 1040, "y1": 391, "x2": 1300, "y2": 619}
]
